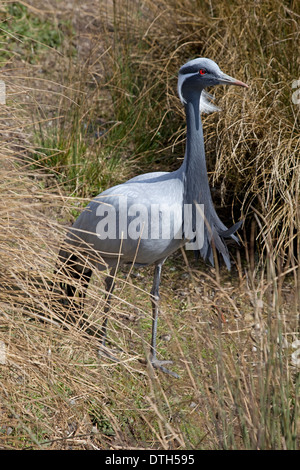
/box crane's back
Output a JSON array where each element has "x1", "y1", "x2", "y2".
[{"x1": 65, "y1": 169, "x2": 186, "y2": 270}]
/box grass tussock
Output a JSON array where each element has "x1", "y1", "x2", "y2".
[{"x1": 0, "y1": 0, "x2": 299, "y2": 450}]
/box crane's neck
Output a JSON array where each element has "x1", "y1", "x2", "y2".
[
  {"x1": 178, "y1": 85, "x2": 237, "y2": 270},
  {"x1": 181, "y1": 89, "x2": 212, "y2": 208}
]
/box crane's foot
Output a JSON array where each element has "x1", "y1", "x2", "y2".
[{"x1": 150, "y1": 356, "x2": 179, "y2": 379}]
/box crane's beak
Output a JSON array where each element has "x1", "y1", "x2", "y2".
[{"x1": 218, "y1": 72, "x2": 249, "y2": 88}]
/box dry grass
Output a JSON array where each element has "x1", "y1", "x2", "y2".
[{"x1": 0, "y1": 0, "x2": 299, "y2": 450}]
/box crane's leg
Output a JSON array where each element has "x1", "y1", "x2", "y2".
[
  {"x1": 55, "y1": 249, "x2": 93, "y2": 329},
  {"x1": 100, "y1": 269, "x2": 116, "y2": 347},
  {"x1": 150, "y1": 262, "x2": 179, "y2": 378},
  {"x1": 98, "y1": 267, "x2": 120, "y2": 362}
]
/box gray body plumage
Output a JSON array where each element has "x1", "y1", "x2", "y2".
[{"x1": 68, "y1": 168, "x2": 185, "y2": 268}]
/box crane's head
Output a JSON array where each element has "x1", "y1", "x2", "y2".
[{"x1": 178, "y1": 58, "x2": 248, "y2": 109}]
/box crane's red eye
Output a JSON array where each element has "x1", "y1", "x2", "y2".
[{"x1": 199, "y1": 68, "x2": 206, "y2": 75}]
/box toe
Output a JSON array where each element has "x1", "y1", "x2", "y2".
[{"x1": 150, "y1": 358, "x2": 179, "y2": 378}]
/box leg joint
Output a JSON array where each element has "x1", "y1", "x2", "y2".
[{"x1": 150, "y1": 292, "x2": 160, "y2": 303}]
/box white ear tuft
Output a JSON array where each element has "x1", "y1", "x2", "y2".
[
  {"x1": 177, "y1": 72, "x2": 190, "y2": 105},
  {"x1": 200, "y1": 91, "x2": 220, "y2": 114}
]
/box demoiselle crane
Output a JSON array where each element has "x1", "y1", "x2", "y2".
[{"x1": 57, "y1": 58, "x2": 248, "y2": 378}]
